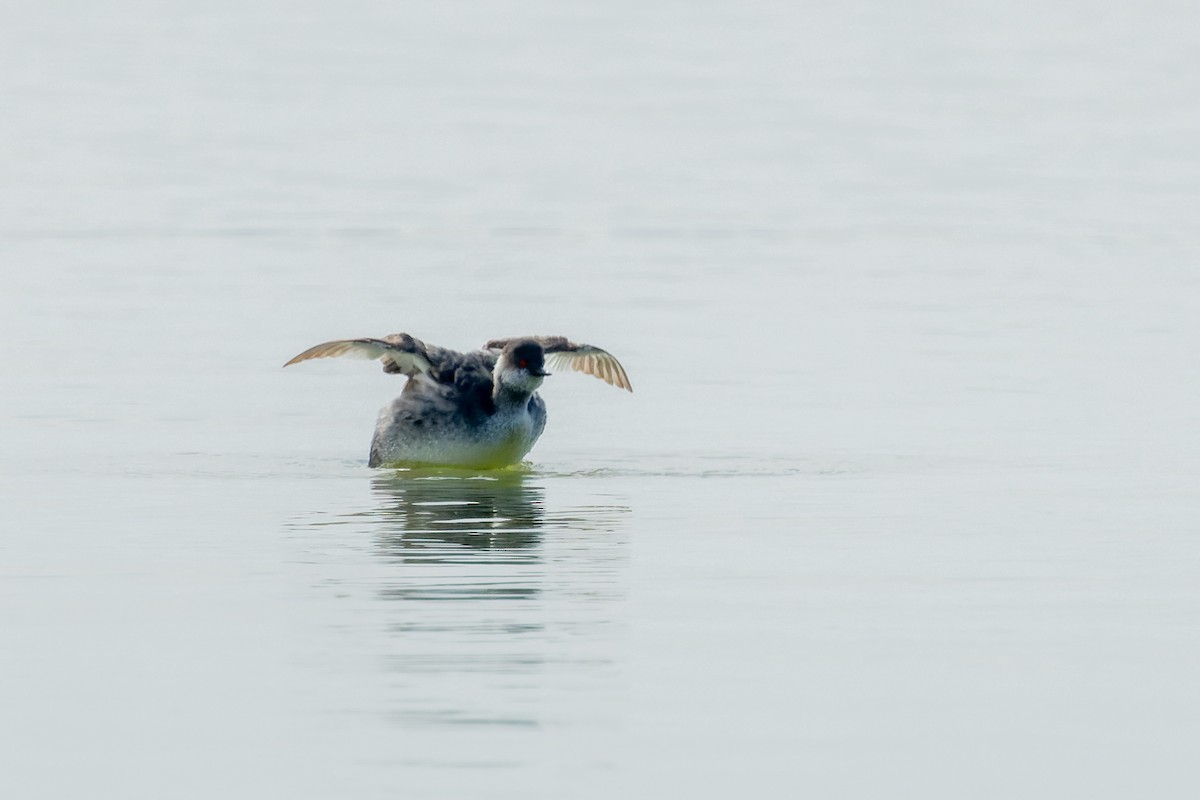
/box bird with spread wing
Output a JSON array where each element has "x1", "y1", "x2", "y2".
[{"x1": 284, "y1": 333, "x2": 631, "y2": 468}]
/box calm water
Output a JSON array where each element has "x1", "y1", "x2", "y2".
[{"x1": 3, "y1": 2, "x2": 1200, "y2": 798}]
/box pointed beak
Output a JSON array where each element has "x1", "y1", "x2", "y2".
[{"x1": 530, "y1": 368, "x2": 550, "y2": 377}]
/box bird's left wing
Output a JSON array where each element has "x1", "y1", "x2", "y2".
[{"x1": 284, "y1": 333, "x2": 433, "y2": 377}]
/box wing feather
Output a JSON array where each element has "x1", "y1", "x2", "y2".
[
  {"x1": 283, "y1": 335, "x2": 433, "y2": 377},
  {"x1": 483, "y1": 335, "x2": 633, "y2": 392},
  {"x1": 545, "y1": 345, "x2": 632, "y2": 392}
]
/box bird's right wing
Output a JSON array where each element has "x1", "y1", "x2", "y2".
[
  {"x1": 283, "y1": 333, "x2": 433, "y2": 377},
  {"x1": 484, "y1": 335, "x2": 632, "y2": 392}
]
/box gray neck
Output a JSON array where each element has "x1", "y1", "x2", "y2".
[{"x1": 492, "y1": 377, "x2": 534, "y2": 408}]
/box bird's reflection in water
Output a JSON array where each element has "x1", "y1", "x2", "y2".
[
  {"x1": 361, "y1": 468, "x2": 625, "y2": 734},
  {"x1": 368, "y1": 469, "x2": 546, "y2": 730},
  {"x1": 371, "y1": 468, "x2": 544, "y2": 565}
]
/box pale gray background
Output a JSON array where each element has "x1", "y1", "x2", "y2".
[{"x1": 3, "y1": 2, "x2": 1199, "y2": 798}]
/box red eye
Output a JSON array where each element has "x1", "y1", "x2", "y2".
[{"x1": 518, "y1": 359, "x2": 528, "y2": 369}]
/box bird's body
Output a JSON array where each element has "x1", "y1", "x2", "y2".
[
  {"x1": 284, "y1": 333, "x2": 630, "y2": 468},
  {"x1": 367, "y1": 350, "x2": 549, "y2": 468}
]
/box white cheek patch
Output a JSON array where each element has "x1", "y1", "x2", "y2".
[{"x1": 506, "y1": 371, "x2": 544, "y2": 393}]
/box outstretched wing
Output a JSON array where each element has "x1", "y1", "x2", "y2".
[
  {"x1": 283, "y1": 333, "x2": 433, "y2": 377},
  {"x1": 484, "y1": 336, "x2": 632, "y2": 392}
]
